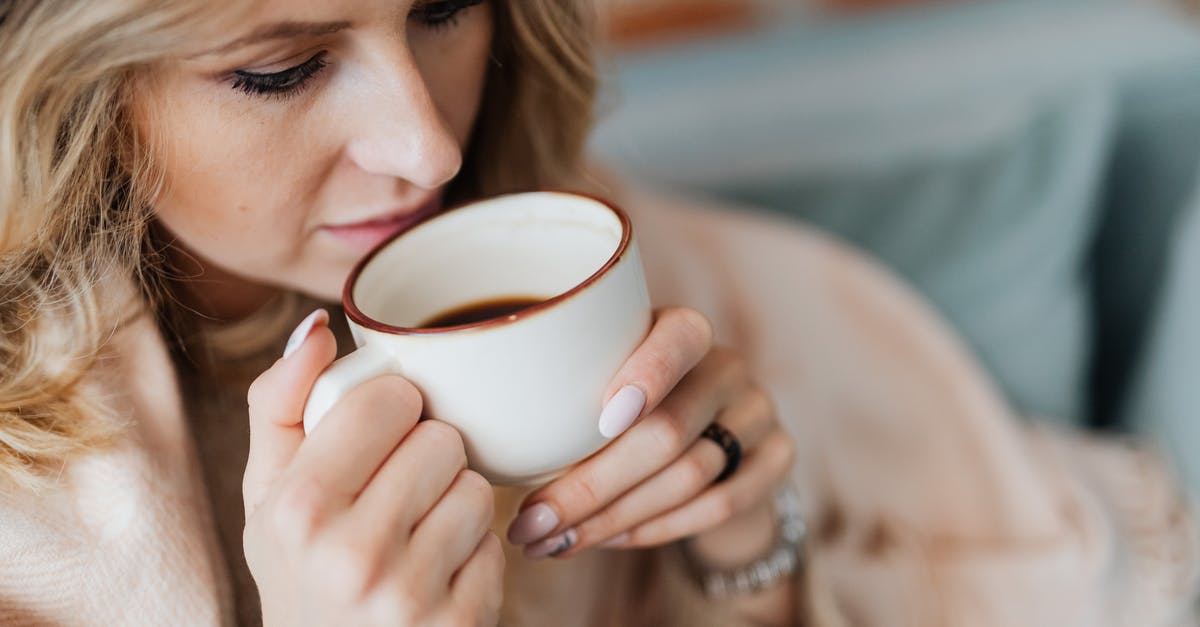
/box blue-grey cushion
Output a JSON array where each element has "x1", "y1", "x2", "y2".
[
  {"x1": 1125, "y1": 184, "x2": 1200, "y2": 492},
  {"x1": 591, "y1": 0, "x2": 1200, "y2": 433}
]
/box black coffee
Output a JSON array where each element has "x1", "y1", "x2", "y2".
[{"x1": 419, "y1": 296, "x2": 545, "y2": 328}]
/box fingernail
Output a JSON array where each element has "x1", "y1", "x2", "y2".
[
  {"x1": 283, "y1": 309, "x2": 327, "y2": 360},
  {"x1": 524, "y1": 528, "x2": 578, "y2": 559},
  {"x1": 598, "y1": 385, "x2": 646, "y2": 438},
  {"x1": 507, "y1": 502, "x2": 559, "y2": 545},
  {"x1": 600, "y1": 532, "x2": 630, "y2": 548}
]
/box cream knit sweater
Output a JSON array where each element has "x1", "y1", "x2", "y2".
[{"x1": 1, "y1": 184, "x2": 1197, "y2": 626}]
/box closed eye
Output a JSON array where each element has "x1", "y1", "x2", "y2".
[
  {"x1": 411, "y1": 0, "x2": 485, "y2": 32},
  {"x1": 230, "y1": 51, "x2": 329, "y2": 99}
]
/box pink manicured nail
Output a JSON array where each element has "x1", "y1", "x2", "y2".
[
  {"x1": 600, "y1": 532, "x2": 630, "y2": 548},
  {"x1": 283, "y1": 309, "x2": 327, "y2": 359},
  {"x1": 524, "y1": 528, "x2": 578, "y2": 559},
  {"x1": 598, "y1": 385, "x2": 645, "y2": 438},
  {"x1": 507, "y1": 503, "x2": 559, "y2": 545}
]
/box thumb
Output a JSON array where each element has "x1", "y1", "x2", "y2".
[{"x1": 243, "y1": 308, "x2": 337, "y2": 519}]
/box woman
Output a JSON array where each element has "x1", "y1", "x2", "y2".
[{"x1": 0, "y1": 1, "x2": 1195, "y2": 625}]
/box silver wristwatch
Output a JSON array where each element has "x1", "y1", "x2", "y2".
[{"x1": 688, "y1": 485, "x2": 807, "y2": 599}]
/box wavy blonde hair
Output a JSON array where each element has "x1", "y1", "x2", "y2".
[{"x1": 0, "y1": 0, "x2": 598, "y2": 491}]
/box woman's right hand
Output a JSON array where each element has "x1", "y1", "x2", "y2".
[{"x1": 241, "y1": 309, "x2": 504, "y2": 627}]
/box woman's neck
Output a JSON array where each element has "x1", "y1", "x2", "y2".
[{"x1": 164, "y1": 238, "x2": 280, "y2": 324}]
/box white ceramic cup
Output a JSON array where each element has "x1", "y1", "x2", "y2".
[{"x1": 302, "y1": 191, "x2": 653, "y2": 486}]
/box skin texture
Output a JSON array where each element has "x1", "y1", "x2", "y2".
[
  {"x1": 138, "y1": 1, "x2": 796, "y2": 623},
  {"x1": 146, "y1": 0, "x2": 490, "y2": 315}
]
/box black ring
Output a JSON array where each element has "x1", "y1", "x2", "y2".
[{"x1": 700, "y1": 423, "x2": 742, "y2": 483}]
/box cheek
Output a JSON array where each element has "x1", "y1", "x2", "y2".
[{"x1": 148, "y1": 90, "x2": 321, "y2": 266}]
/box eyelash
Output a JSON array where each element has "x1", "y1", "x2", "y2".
[
  {"x1": 229, "y1": 0, "x2": 484, "y2": 99},
  {"x1": 231, "y1": 52, "x2": 328, "y2": 99},
  {"x1": 413, "y1": 0, "x2": 485, "y2": 32}
]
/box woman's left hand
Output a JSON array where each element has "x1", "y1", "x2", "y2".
[{"x1": 505, "y1": 307, "x2": 796, "y2": 559}]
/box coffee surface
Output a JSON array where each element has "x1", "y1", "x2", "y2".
[{"x1": 419, "y1": 296, "x2": 545, "y2": 328}]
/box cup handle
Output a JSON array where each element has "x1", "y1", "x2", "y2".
[{"x1": 302, "y1": 346, "x2": 400, "y2": 435}]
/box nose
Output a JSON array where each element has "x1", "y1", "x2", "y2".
[{"x1": 343, "y1": 49, "x2": 462, "y2": 190}]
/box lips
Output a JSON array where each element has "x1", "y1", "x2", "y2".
[{"x1": 322, "y1": 195, "x2": 444, "y2": 251}]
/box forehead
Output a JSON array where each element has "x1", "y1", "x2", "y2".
[
  {"x1": 181, "y1": 0, "x2": 415, "y2": 57},
  {"x1": 226, "y1": 0, "x2": 413, "y2": 30}
]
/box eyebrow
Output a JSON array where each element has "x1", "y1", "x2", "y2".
[{"x1": 198, "y1": 20, "x2": 352, "y2": 57}]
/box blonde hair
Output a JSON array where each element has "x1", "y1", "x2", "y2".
[{"x1": 0, "y1": 0, "x2": 599, "y2": 490}]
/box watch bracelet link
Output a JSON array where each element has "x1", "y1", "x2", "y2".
[{"x1": 686, "y1": 484, "x2": 807, "y2": 599}]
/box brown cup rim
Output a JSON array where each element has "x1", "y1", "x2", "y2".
[{"x1": 342, "y1": 190, "x2": 634, "y2": 335}]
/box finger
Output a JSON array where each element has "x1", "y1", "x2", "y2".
[
  {"x1": 598, "y1": 307, "x2": 714, "y2": 439},
  {"x1": 509, "y1": 349, "x2": 745, "y2": 546},
  {"x1": 447, "y1": 533, "x2": 505, "y2": 625},
  {"x1": 616, "y1": 429, "x2": 795, "y2": 548},
  {"x1": 244, "y1": 308, "x2": 335, "y2": 518},
  {"x1": 341, "y1": 420, "x2": 468, "y2": 546},
  {"x1": 304, "y1": 421, "x2": 468, "y2": 609},
  {"x1": 408, "y1": 469, "x2": 495, "y2": 590},
  {"x1": 280, "y1": 374, "x2": 424, "y2": 526},
  {"x1": 551, "y1": 387, "x2": 778, "y2": 557}
]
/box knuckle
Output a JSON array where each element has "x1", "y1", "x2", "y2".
[
  {"x1": 672, "y1": 307, "x2": 714, "y2": 349},
  {"x1": 564, "y1": 468, "x2": 605, "y2": 512},
  {"x1": 364, "y1": 600, "x2": 403, "y2": 625},
  {"x1": 455, "y1": 470, "x2": 495, "y2": 520},
  {"x1": 359, "y1": 375, "x2": 424, "y2": 419},
  {"x1": 241, "y1": 524, "x2": 262, "y2": 569},
  {"x1": 440, "y1": 608, "x2": 477, "y2": 627},
  {"x1": 649, "y1": 407, "x2": 690, "y2": 453},
  {"x1": 641, "y1": 348, "x2": 676, "y2": 389},
  {"x1": 241, "y1": 474, "x2": 268, "y2": 519},
  {"x1": 240, "y1": 474, "x2": 257, "y2": 508},
  {"x1": 679, "y1": 454, "x2": 715, "y2": 492},
  {"x1": 245, "y1": 372, "x2": 274, "y2": 418},
  {"x1": 364, "y1": 588, "x2": 421, "y2": 625},
  {"x1": 310, "y1": 536, "x2": 377, "y2": 602},
  {"x1": 268, "y1": 476, "x2": 327, "y2": 542},
  {"x1": 768, "y1": 431, "x2": 797, "y2": 473},
  {"x1": 726, "y1": 350, "x2": 750, "y2": 379},
  {"x1": 710, "y1": 493, "x2": 737, "y2": 525},
  {"x1": 746, "y1": 385, "x2": 777, "y2": 418},
  {"x1": 581, "y1": 506, "x2": 621, "y2": 539},
  {"x1": 415, "y1": 420, "x2": 467, "y2": 465},
  {"x1": 456, "y1": 468, "x2": 492, "y2": 495},
  {"x1": 481, "y1": 532, "x2": 506, "y2": 568},
  {"x1": 546, "y1": 471, "x2": 601, "y2": 523},
  {"x1": 395, "y1": 568, "x2": 434, "y2": 608},
  {"x1": 710, "y1": 346, "x2": 748, "y2": 384},
  {"x1": 730, "y1": 486, "x2": 755, "y2": 512}
]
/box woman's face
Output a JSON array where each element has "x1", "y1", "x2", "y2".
[{"x1": 142, "y1": 0, "x2": 493, "y2": 313}]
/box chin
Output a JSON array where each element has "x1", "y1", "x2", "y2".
[{"x1": 275, "y1": 250, "x2": 363, "y2": 305}]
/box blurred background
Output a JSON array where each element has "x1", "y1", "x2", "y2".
[{"x1": 587, "y1": 0, "x2": 1200, "y2": 491}]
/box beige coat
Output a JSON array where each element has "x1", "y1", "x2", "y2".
[{"x1": 1, "y1": 182, "x2": 1196, "y2": 626}]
